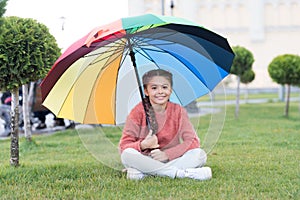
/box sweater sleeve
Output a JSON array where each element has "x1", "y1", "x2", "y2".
[
  {"x1": 119, "y1": 103, "x2": 148, "y2": 154},
  {"x1": 163, "y1": 107, "x2": 200, "y2": 161}
]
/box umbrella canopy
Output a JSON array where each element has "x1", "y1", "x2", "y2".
[{"x1": 41, "y1": 13, "x2": 234, "y2": 125}]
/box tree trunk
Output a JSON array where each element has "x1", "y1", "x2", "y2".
[
  {"x1": 244, "y1": 84, "x2": 249, "y2": 103},
  {"x1": 284, "y1": 84, "x2": 290, "y2": 117},
  {"x1": 22, "y1": 84, "x2": 32, "y2": 141},
  {"x1": 278, "y1": 85, "x2": 285, "y2": 102},
  {"x1": 235, "y1": 76, "x2": 241, "y2": 118},
  {"x1": 28, "y1": 82, "x2": 35, "y2": 109},
  {"x1": 10, "y1": 88, "x2": 20, "y2": 167}
]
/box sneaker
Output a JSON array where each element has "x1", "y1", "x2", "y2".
[
  {"x1": 184, "y1": 167, "x2": 212, "y2": 181},
  {"x1": 36, "y1": 123, "x2": 46, "y2": 130},
  {"x1": 65, "y1": 121, "x2": 75, "y2": 129},
  {"x1": 126, "y1": 168, "x2": 146, "y2": 180},
  {"x1": 54, "y1": 119, "x2": 65, "y2": 127}
]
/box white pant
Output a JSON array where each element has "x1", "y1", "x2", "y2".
[{"x1": 121, "y1": 148, "x2": 207, "y2": 178}]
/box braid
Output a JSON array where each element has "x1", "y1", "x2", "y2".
[
  {"x1": 142, "y1": 69, "x2": 173, "y2": 135},
  {"x1": 143, "y1": 96, "x2": 158, "y2": 135}
]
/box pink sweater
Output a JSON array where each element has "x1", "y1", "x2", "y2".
[{"x1": 119, "y1": 102, "x2": 200, "y2": 161}]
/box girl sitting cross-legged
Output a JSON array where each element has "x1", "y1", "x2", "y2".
[{"x1": 119, "y1": 69, "x2": 212, "y2": 181}]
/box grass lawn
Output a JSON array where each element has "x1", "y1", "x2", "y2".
[{"x1": 0, "y1": 102, "x2": 299, "y2": 199}]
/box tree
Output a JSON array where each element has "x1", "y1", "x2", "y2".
[
  {"x1": 241, "y1": 69, "x2": 255, "y2": 103},
  {"x1": 230, "y1": 46, "x2": 254, "y2": 118},
  {"x1": 0, "y1": 0, "x2": 7, "y2": 31},
  {"x1": 0, "y1": 16, "x2": 61, "y2": 166},
  {"x1": 268, "y1": 54, "x2": 300, "y2": 117},
  {"x1": 0, "y1": 0, "x2": 7, "y2": 17}
]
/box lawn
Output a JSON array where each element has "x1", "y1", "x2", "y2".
[{"x1": 0, "y1": 102, "x2": 299, "y2": 199}]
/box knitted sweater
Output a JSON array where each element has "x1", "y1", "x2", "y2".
[{"x1": 119, "y1": 101, "x2": 200, "y2": 161}]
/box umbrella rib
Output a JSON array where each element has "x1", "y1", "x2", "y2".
[
  {"x1": 89, "y1": 32, "x2": 128, "y2": 47},
  {"x1": 85, "y1": 34, "x2": 176, "y2": 64},
  {"x1": 82, "y1": 43, "x2": 128, "y2": 124},
  {"x1": 130, "y1": 38, "x2": 171, "y2": 49},
  {"x1": 90, "y1": 48, "x2": 124, "y2": 66},
  {"x1": 132, "y1": 29, "x2": 179, "y2": 45},
  {"x1": 126, "y1": 24, "x2": 157, "y2": 34},
  {"x1": 83, "y1": 45, "x2": 125, "y2": 66},
  {"x1": 84, "y1": 33, "x2": 129, "y2": 64},
  {"x1": 112, "y1": 47, "x2": 131, "y2": 125},
  {"x1": 133, "y1": 46, "x2": 186, "y2": 105},
  {"x1": 85, "y1": 29, "x2": 179, "y2": 63},
  {"x1": 134, "y1": 34, "x2": 211, "y2": 88},
  {"x1": 134, "y1": 43, "x2": 206, "y2": 105},
  {"x1": 86, "y1": 41, "x2": 125, "y2": 58},
  {"x1": 93, "y1": 38, "x2": 126, "y2": 48},
  {"x1": 70, "y1": 38, "x2": 127, "y2": 121}
]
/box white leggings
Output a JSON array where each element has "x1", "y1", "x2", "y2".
[{"x1": 121, "y1": 148, "x2": 207, "y2": 178}]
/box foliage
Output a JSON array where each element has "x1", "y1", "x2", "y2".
[
  {"x1": 0, "y1": 0, "x2": 8, "y2": 33},
  {"x1": 268, "y1": 54, "x2": 300, "y2": 117},
  {"x1": 0, "y1": 103, "x2": 299, "y2": 199},
  {"x1": 0, "y1": 0, "x2": 7, "y2": 17},
  {"x1": 241, "y1": 69, "x2": 255, "y2": 84},
  {"x1": 268, "y1": 54, "x2": 300, "y2": 86},
  {"x1": 230, "y1": 46, "x2": 254, "y2": 76},
  {"x1": 0, "y1": 16, "x2": 61, "y2": 91}
]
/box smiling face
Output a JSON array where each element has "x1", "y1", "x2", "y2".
[{"x1": 144, "y1": 75, "x2": 172, "y2": 109}]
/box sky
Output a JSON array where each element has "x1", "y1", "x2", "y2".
[{"x1": 5, "y1": 0, "x2": 129, "y2": 50}]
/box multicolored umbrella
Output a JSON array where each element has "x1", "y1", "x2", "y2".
[{"x1": 41, "y1": 13, "x2": 234, "y2": 125}]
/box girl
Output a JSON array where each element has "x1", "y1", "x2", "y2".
[{"x1": 119, "y1": 69, "x2": 211, "y2": 180}]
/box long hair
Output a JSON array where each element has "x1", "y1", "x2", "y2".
[{"x1": 142, "y1": 69, "x2": 173, "y2": 135}]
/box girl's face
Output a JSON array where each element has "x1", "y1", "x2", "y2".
[{"x1": 144, "y1": 76, "x2": 172, "y2": 107}]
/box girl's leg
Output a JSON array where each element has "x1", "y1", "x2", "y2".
[
  {"x1": 167, "y1": 148, "x2": 207, "y2": 170},
  {"x1": 121, "y1": 148, "x2": 178, "y2": 178},
  {"x1": 166, "y1": 148, "x2": 211, "y2": 180}
]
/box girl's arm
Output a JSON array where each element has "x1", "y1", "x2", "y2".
[
  {"x1": 119, "y1": 103, "x2": 151, "y2": 153},
  {"x1": 163, "y1": 107, "x2": 200, "y2": 160},
  {"x1": 119, "y1": 117, "x2": 144, "y2": 153}
]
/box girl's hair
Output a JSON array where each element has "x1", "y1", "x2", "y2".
[
  {"x1": 142, "y1": 69, "x2": 173, "y2": 135},
  {"x1": 142, "y1": 69, "x2": 173, "y2": 87}
]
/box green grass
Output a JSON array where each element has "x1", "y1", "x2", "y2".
[{"x1": 0, "y1": 102, "x2": 299, "y2": 199}]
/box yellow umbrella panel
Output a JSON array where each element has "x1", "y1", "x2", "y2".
[{"x1": 43, "y1": 43, "x2": 124, "y2": 124}]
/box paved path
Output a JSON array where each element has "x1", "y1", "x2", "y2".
[
  {"x1": 197, "y1": 97, "x2": 300, "y2": 106},
  {"x1": 189, "y1": 97, "x2": 299, "y2": 118}
]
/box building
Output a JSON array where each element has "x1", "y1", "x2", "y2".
[{"x1": 128, "y1": 0, "x2": 300, "y2": 88}]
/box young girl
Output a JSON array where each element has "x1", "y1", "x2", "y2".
[{"x1": 119, "y1": 69, "x2": 212, "y2": 180}]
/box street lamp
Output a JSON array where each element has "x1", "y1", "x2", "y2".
[
  {"x1": 170, "y1": 0, "x2": 174, "y2": 16},
  {"x1": 59, "y1": 16, "x2": 66, "y2": 31},
  {"x1": 161, "y1": 0, "x2": 165, "y2": 15}
]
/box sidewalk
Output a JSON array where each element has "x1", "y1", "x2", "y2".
[
  {"x1": 187, "y1": 96, "x2": 300, "y2": 118},
  {"x1": 197, "y1": 97, "x2": 300, "y2": 107}
]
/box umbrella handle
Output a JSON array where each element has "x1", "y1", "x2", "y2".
[{"x1": 129, "y1": 48, "x2": 153, "y2": 134}]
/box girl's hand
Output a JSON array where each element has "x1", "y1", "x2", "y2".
[
  {"x1": 150, "y1": 149, "x2": 169, "y2": 162},
  {"x1": 140, "y1": 130, "x2": 159, "y2": 150}
]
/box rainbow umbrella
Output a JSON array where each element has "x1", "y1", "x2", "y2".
[{"x1": 41, "y1": 14, "x2": 234, "y2": 125}]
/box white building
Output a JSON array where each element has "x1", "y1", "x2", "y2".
[{"x1": 128, "y1": 0, "x2": 300, "y2": 88}]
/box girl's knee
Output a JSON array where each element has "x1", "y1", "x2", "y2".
[
  {"x1": 122, "y1": 148, "x2": 138, "y2": 154},
  {"x1": 121, "y1": 148, "x2": 139, "y2": 163},
  {"x1": 188, "y1": 148, "x2": 207, "y2": 167},
  {"x1": 197, "y1": 148, "x2": 207, "y2": 167}
]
